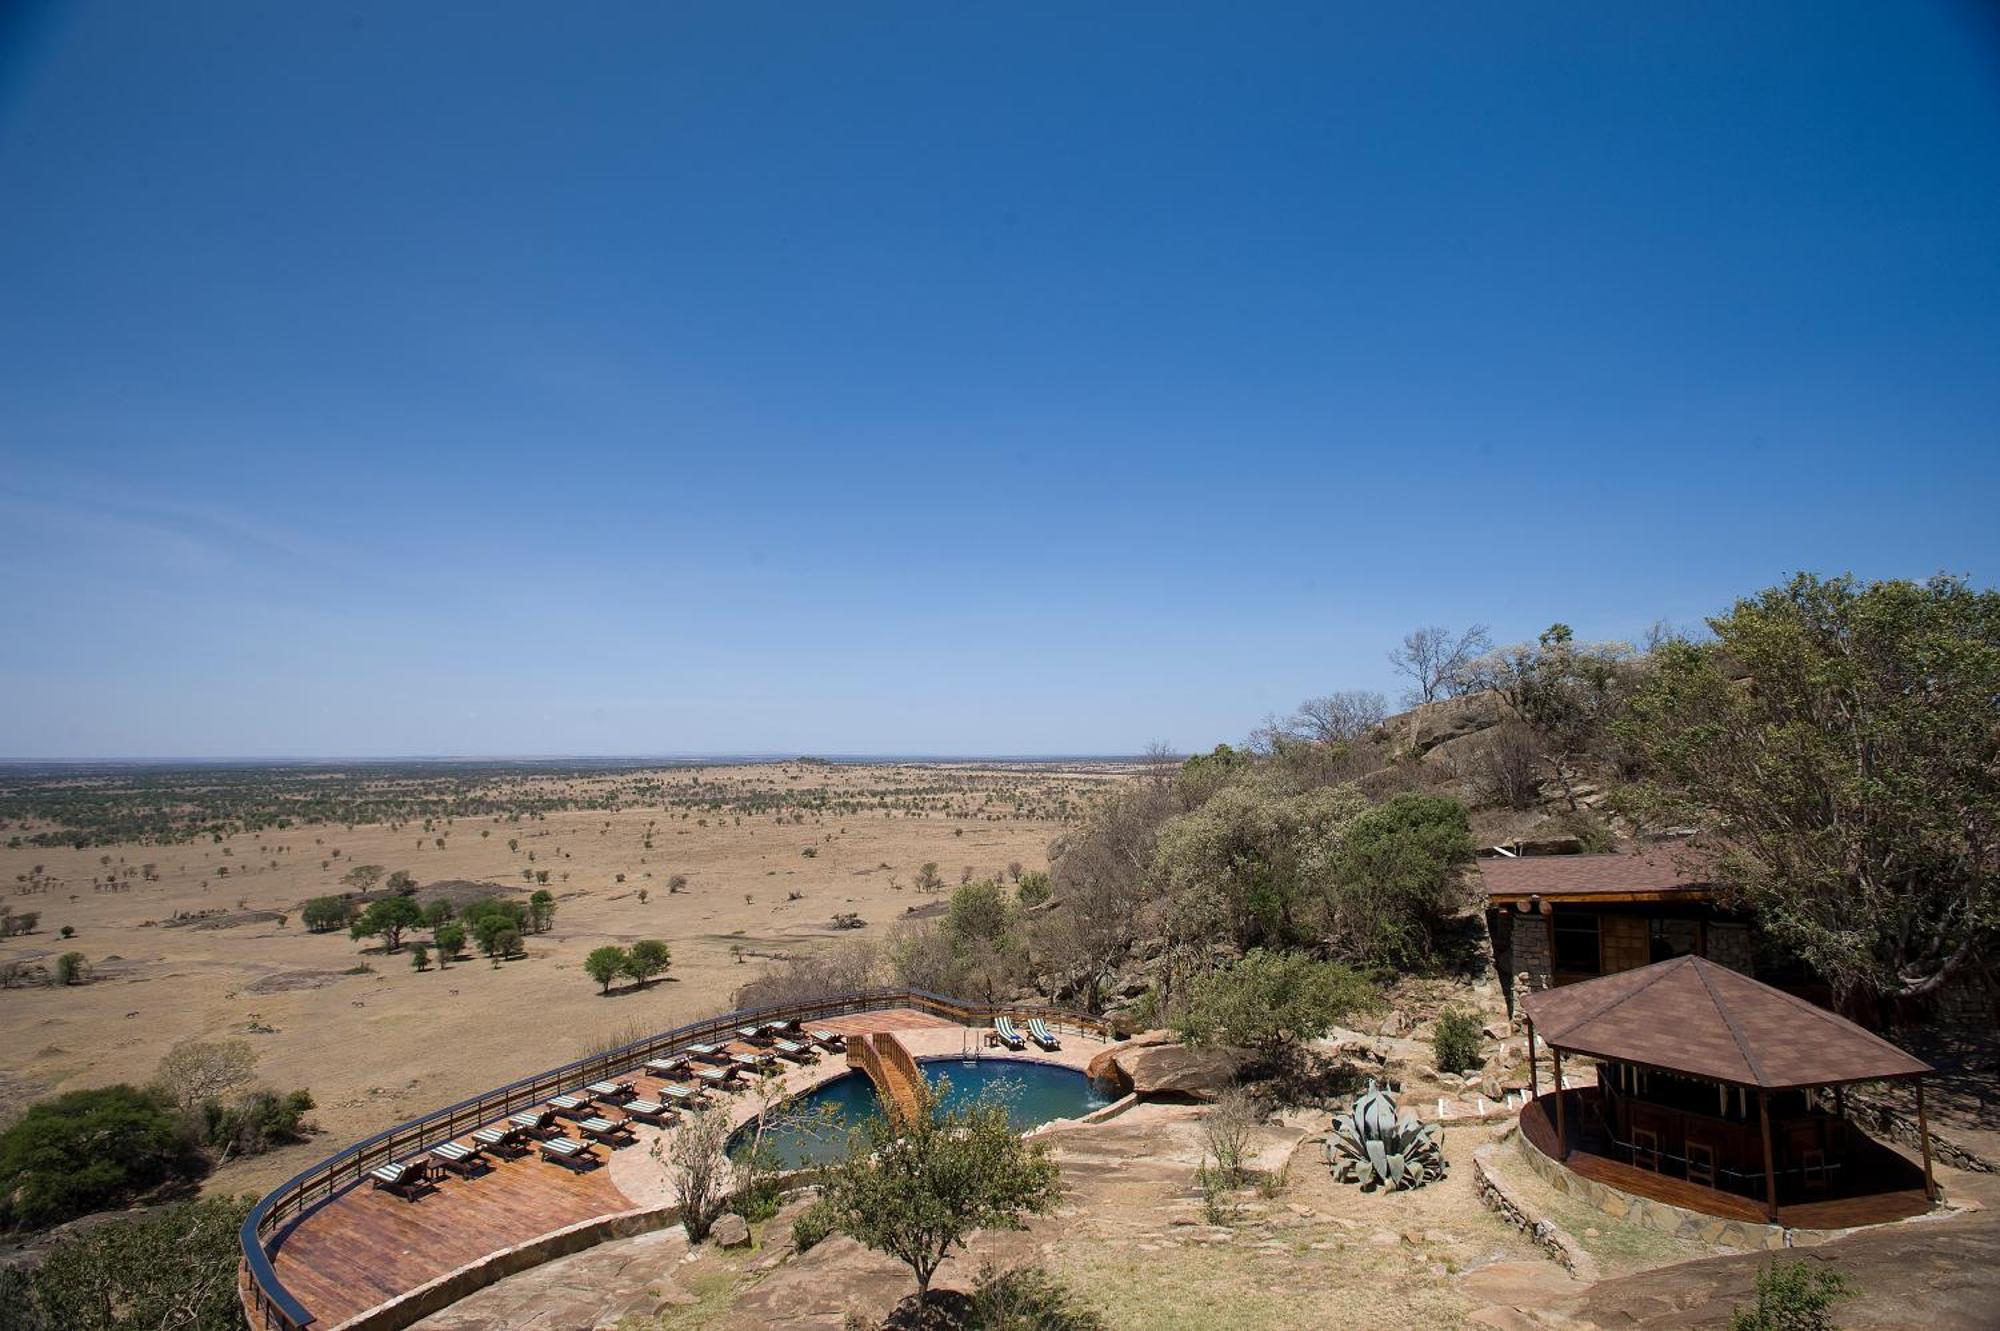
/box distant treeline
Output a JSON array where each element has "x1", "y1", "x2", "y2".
[{"x1": 0, "y1": 761, "x2": 1094, "y2": 848}]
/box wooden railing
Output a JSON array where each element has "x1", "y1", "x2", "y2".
[{"x1": 240, "y1": 989, "x2": 1115, "y2": 1330}]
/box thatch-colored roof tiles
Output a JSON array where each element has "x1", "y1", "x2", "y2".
[{"x1": 1519, "y1": 955, "x2": 1931, "y2": 1089}]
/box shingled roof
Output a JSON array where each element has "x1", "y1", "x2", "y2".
[
  {"x1": 1518, "y1": 955, "x2": 1931, "y2": 1089},
  {"x1": 1479, "y1": 849, "x2": 1718, "y2": 902}
]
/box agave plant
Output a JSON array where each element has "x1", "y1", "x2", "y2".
[{"x1": 1323, "y1": 1079, "x2": 1446, "y2": 1192}]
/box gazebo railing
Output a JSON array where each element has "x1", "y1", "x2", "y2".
[{"x1": 239, "y1": 988, "x2": 1114, "y2": 1331}]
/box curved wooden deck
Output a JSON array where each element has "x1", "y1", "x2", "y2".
[
  {"x1": 264, "y1": 1008, "x2": 957, "y2": 1329},
  {"x1": 1520, "y1": 1088, "x2": 1933, "y2": 1230}
]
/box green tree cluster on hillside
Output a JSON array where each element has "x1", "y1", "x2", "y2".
[
  {"x1": 0, "y1": 1194, "x2": 252, "y2": 1331},
  {"x1": 1618, "y1": 573, "x2": 2000, "y2": 1008}
]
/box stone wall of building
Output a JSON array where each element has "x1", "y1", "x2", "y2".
[
  {"x1": 1705, "y1": 921, "x2": 1754, "y2": 973},
  {"x1": 1511, "y1": 913, "x2": 1552, "y2": 993}
]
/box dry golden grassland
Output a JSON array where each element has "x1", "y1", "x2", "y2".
[{"x1": 0, "y1": 761, "x2": 1124, "y2": 1193}]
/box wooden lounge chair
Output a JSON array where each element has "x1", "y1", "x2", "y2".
[
  {"x1": 991, "y1": 1017, "x2": 1026, "y2": 1051},
  {"x1": 510, "y1": 1109, "x2": 559, "y2": 1139},
  {"x1": 473, "y1": 1125, "x2": 525, "y2": 1157},
  {"x1": 771, "y1": 1038, "x2": 817, "y2": 1063},
  {"x1": 549, "y1": 1093, "x2": 591, "y2": 1120},
  {"x1": 369, "y1": 1158, "x2": 433, "y2": 1200},
  {"x1": 736, "y1": 1026, "x2": 769, "y2": 1045},
  {"x1": 1026, "y1": 1018, "x2": 1062, "y2": 1051},
  {"x1": 431, "y1": 1141, "x2": 486, "y2": 1177},
  {"x1": 659, "y1": 1083, "x2": 701, "y2": 1105},
  {"x1": 576, "y1": 1115, "x2": 636, "y2": 1147},
  {"x1": 587, "y1": 1079, "x2": 634, "y2": 1103},
  {"x1": 807, "y1": 1028, "x2": 845, "y2": 1051},
  {"x1": 645, "y1": 1056, "x2": 690, "y2": 1078},
  {"x1": 687, "y1": 1042, "x2": 728, "y2": 1065},
  {"x1": 624, "y1": 1098, "x2": 676, "y2": 1126},
  {"x1": 539, "y1": 1136, "x2": 599, "y2": 1171},
  {"x1": 729, "y1": 1051, "x2": 773, "y2": 1072}
]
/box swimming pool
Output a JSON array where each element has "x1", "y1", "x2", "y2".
[{"x1": 735, "y1": 1056, "x2": 1113, "y2": 1167}]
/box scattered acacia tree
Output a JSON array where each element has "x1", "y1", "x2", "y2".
[
  {"x1": 1174, "y1": 949, "x2": 1377, "y2": 1064},
  {"x1": 300, "y1": 896, "x2": 349, "y2": 933},
  {"x1": 623, "y1": 939, "x2": 671, "y2": 987},
  {"x1": 0, "y1": 1194, "x2": 252, "y2": 1330},
  {"x1": 914, "y1": 861, "x2": 944, "y2": 895},
  {"x1": 1286, "y1": 689, "x2": 1388, "y2": 745},
  {"x1": 1620, "y1": 573, "x2": 2000, "y2": 1009},
  {"x1": 820, "y1": 1077, "x2": 1062, "y2": 1307},
  {"x1": 154, "y1": 1039, "x2": 257, "y2": 1115},
  {"x1": 656, "y1": 1103, "x2": 731, "y2": 1243},
  {"x1": 1389, "y1": 625, "x2": 1490, "y2": 706},
  {"x1": 585, "y1": 945, "x2": 628, "y2": 993},
  {"x1": 433, "y1": 923, "x2": 465, "y2": 966},
  {"x1": 349, "y1": 896, "x2": 422, "y2": 952},
  {"x1": 410, "y1": 943, "x2": 430, "y2": 971},
  {"x1": 528, "y1": 889, "x2": 555, "y2": 933},
  {"x1": 55, "y1": 952, "x2": 88, "y2": 985},
  {"x1": 384, "y1": 869, "x2": 416, "y2": 894},
  {"x1": 339, "y1": 863, "x2": 385, "y2": 893}
]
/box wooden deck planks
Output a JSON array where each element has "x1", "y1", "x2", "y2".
[{"x1": 262, "y1": 1009, "x2": 959, "y2": 1328}]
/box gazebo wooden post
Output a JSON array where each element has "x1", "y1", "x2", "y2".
[
  {"x1": 1758, "y1": 1089, "x2": 1778, "y2": 1220},
  {"x1": 1916, "y1": 1077, "x2": 1937, "y2": 1202},
  {"x1": 1526, "y1": 1018, "x2": 1538, "y2": 1101},
  {"x1": 1553, "y1": 1047, "x2": 1567, "y2": 1160}
]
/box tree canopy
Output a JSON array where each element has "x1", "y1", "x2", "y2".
[
  {"x1": 1173, "y1": 949, "x2": 1377, "y2": 1055},
  {"x1": 820, "y1": 1077, "x2": 1062, "y2": 1303},
  {"x1": 1619, "y1": 573, "x2": 2000, "y2": 1006}
]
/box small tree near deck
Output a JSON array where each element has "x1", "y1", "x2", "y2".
[{"x1": 820, "y1": 1077, "x2": 1062, "y2": 1306}]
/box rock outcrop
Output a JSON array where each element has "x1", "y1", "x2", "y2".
[{"x1": 1088, "y1": 1032, "x2": 1250, "y2": 1101}]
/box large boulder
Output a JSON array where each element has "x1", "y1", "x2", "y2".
[
  {"x1": 1102, "y1": 1037, "x2": 1252, "y2": 1101},
  {"x1": 709, "y1": 1213, "x2": 751, "y2": 1249}
]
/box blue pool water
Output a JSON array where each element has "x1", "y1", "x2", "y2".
[{"x1": 736, "y1": 1057, "x2": 1112, "y2": 1167}]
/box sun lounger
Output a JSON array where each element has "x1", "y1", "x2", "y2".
[
  {"x1": 729, "y1": 1051, "x2": 774, "y2": 1071},
  {"x1": 510, "y1": 1109, "x2": 558, "y2": 1138},
  {"x1": 540, "y1": 1136, "x2": 598, "y2": 1171},
  {"x1": 736, "y1": 1025, "x2": 768, "y2": 1044},
  {"x1": 807, "y1": 1029, "x2": 845, "y2": 1051},
  {"x1": 762, "y1": 1019, "x2": 799, "y2": 1036},
  {"x1": 645, "y1": 1056, "x2": 690, "y2": 1077},
  {"x1": 660, "y1": 1084, "x2": 701, "y2": 1104},
  {"x1": 771, "y1": 1038, "x2": 816, "y2": 1063},
  {"x1": 431, "y1": 1141, "x2": 485, "y2": 1177},
  {"x1": 1026, "y1": 1018, "x2": 1062, "y2": 1051},
  {"x1": 472, "y1": 1125, "x2": 523, "y2": 1156},
  {"x1": 549, "y1": 1093, "x2": 591, "y2": 1119},
  {"x1": 576, "y1": 1115, "x2": 635, "y2": 1146},
  {"x1": 687, "y1": 1042, "x2": 729, "y2": 1064},
  {"x1": 369, "y1": 1158, "x2": 432, "y2": 1199},
  {"x1": 587, "y1": 1079, "x2": 634, "y2": 1102},
  {"x1": 623, "y1": 1098, "x2": 675, "y2": 1126},
  {"x1": 992, "y1": 1016, "x2": 1026, "y2": 1050}
]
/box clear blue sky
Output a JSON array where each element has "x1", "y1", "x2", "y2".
[{"x1": 2, "y1": 2, "x2": 1997, "y2": 759}]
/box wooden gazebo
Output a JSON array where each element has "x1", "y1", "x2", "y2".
[{"x1": 1518, "y1": 956, "x2": 1936, "y2": 1226}]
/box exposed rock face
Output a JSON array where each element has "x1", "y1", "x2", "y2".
[
  {"x1": 709, "y1": 1213, "x2": 750, "y2": 1249},
  {"x1": 1097, "y1": 1036, "x2": 1251, "y2": 1101}
]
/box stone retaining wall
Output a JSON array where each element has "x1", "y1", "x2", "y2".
[
  {"x1": 1514, "y1": 1126, "x2": 1793, "y2": 1251},
  {"x1": 1471, "y1": 1136, "x2": 1599, "y2": 1281}
]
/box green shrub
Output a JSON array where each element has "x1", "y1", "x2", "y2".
[
  {"x1": 300, "y1": 896, "x2": 349, "y2": 932},
  {"x1": 0, "y1": 1194, "x2": 252, "y2": 1330},
  {"x1": 791, "y1": 1197, "x2": 837, "y2": 1252},
  {"x1": 1432, "y1": 1008, "x2": 1484, "y2": 1074},
  {"x1": 1173, "y1": 949, "x2": 1377, "y2": 1058},
  {"x1": 191, "y1": 1089, "x2": 316, "y2": 1157},
  {"x1": 1015, "y1": 870, "x2": 1052, "y2": 907},
  {"x1": 1728, "y1": 1259, "x2": 1852, "y2": 1331},
  {"x1": 967, "y1": 1261, "x2": 1109, "y2": 1331},
  {"x1": 0, "y1": 1085, "x2": 202, "y2": 1231},
  {"x1": 55, "y1": 952, "x2": 87, "y2": 984}
]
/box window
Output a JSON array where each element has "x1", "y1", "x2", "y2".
[{"x1": 1553, "y1": 913, "x2": 1600, "y2": 975}]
